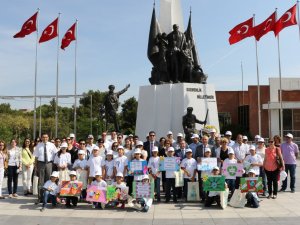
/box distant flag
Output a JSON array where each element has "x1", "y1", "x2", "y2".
[
  {"x1": 229, "y1": 17, "x2": 254, "y2": 45},
  {"x1": 275, "y1": 4, "x2": 297, "y2": 36},
  {"x1": 13, "y1": 12, "x2": 38, "y2": 38},
  {"x1": 147, "y1": 6, "x2": 161, "y2": 64},
  {"x1": 39, "y1": 18, "x2": 58, "y2": 43},
  {"x1": 254, "y1": 12, "x2": 276, "y2": 41},
  {"x1": 61, "y1": 22, "x2": 76, "y2": 50}
]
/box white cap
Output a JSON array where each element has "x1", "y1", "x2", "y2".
[
  {"x1": 95, "y1": 171, "x2": 102, "y2": 176},
  {"x1": 248, "y1": 169, "x2": 256, "y2": 174},
  {"x1": 167, "y1": 147, "x2": 175, "y2": 152},
  {"x1": 212, "y1": 166, "x2": 219, "y2": 171},
  {"x1": 106, "y1": 150, "x2": 113, "y2": 155},
  {"x1": 134, "y1": 148, "x2": 142, "y2": 154},
  {"x1": 210, "y1": 128, "x2": 216, "y2": 133},
  {"x1": 78, "y1": 150, "x2": 85, "y2": 155},
  {"x1": 69, "y1": 171, "x2": 77, "y2": 176},
  {"x1": 152, "y1": 146, "x2": 158, "y2": 152},
  {"x1": 257, "y1": 138, "x2": 265, "y2": 143},
  {"x1": 116, "y1": 172, "x2": 124, "y2": 177},
  {"x1": 254, "y1": 135, "x2": 261, "y2": 139},
  {"x1": 225, "y1": 131, "x2": 232, "y2": 136},
  {"x1": 249, "y1": 145, "x2": 256, "y2": 151},
  {"x1": 60, "y1": 142, "x2": 68, "y2": 148},
  {"x1": 186, "y1": 148, "x2": 192, "y2": 153},
  {"x1": 88, "y1": 134, "x2": 94, "y2": 139},
  {"x1": 242, "y1": 136, "x2": 248, "y2": 140},
  {"x1": 228, "y1": 149, "x2": 234, "y2": 154},
  {"x1": 69, "y1": 133, "x2": 75, "y2": 138},
  {"x1": 191, "y1": 134, "x2": 199, "y2": 139},
  {"x1": 142, "y1": 174, "x2": 149, "y2": 180},
  {"x1": 117, "y1": 145, "x2": 124, "y2": 150},
  {"x1": 177, "y1": 133, "x2": 183, "y2": 137},
  {"x1": 204, "y1": 148, "x2": 211, "y2": 152},
  {"x1": 93, "y1": 146, "x2": 100, "y2": 151},
  {"x1": 128, "y1": 134, "x2": 133, "y2": 137},
  {"x1": 136, "y1": 141, "x2": 144, "y2": 146},
  {"x1": 285, "y1": 133, "x2": 293, "y2": 139},
  {"x1": 167, "y1": 131, "x2": 173, "y2": 135},
  {"x1": 50, "y1": 171, "x2": 59, "y2": 178}
]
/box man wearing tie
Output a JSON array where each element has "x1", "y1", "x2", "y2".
[
  {"x1": 175, "y1": 140, "x2": 188, "y2": 161},
  {"x1": 33, "y1": 133, "x2": 57, "y2": 203},
  {"x1": 143, "y1": 131, "x2": 159, "y2": 161}
]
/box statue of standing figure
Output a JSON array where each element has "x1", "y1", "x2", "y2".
[{"x1": 103, "y1": 84, "x2": 130, "y2": 132}]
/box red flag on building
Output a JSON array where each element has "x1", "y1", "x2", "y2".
[
  {"x1": 254, "y1": 12, "x2": 276, "y2": 41},
  {"x1": 39, "y1": 18, "x2": 58, "y2": 43},
  {"x1": 229, "y1": 17, "x2": 254, "y2": 45},
  {"x1": 275, "y1": 4, "x2": 297, "y2": 36},
  {"x1": 61, "y1": 22, "x2": 76, "y2": 50},
  {"x1": 13, "y1": 12, "x2": 38, "y2": 38}
]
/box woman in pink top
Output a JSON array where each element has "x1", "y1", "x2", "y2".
[{"x1": 263, "y1": 138, "x2": 284, "y2": 199}]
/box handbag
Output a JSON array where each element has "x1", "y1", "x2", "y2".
[
  {"x1": 33, "y1": 176, "x2": 39, "y2": 195},
  {"x1": 175, "y1": 169, "x2": 184, "y2": 187},
  {"x1": 275, "y1": 148, "x2": 283, "y2": 168},
  {"x1": 229, "y1": 189, "x2": 247, "y2": 208},
  {"x1": 187, "y1": 182, "x2": 200, "y2": 201}
]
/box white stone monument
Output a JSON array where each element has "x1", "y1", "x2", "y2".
[
  {"x1": 159, "y1": 0, "x2": 184, "y2": 33},
  {"x1": 135, "y1": 83, "x2": 220, "y2": 139}
]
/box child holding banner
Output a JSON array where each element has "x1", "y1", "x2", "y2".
[
  {"x1": 65, "y1": 171, "x2": 79, "y2": 208},
  {"x1": 148, "y1": 146, "x2": 161, "y2": 202},
  {"x1": 165, "y1": 147, "x2": 178, "y2": 203},
  {"x1": 112, "y1": 172, "x2": 128, "y2": 208},
  {"x1": 73, "y1": 150, "x2": 88, "y2": 200},
  {"x1": 113, "y1": 146, "x2": 128, "y2": 178},
  {"x1": 104, "y1": 150, "x2": 115, "y2": 185},
  {"x1": 180, "y1": 149, "x2": 197, "y2": 200},
  {"x1": 223, "y1": 149, "x2": 238, "y2": 196},
  {"x1": 40, "y1": 171, "x2": 59, "y2": 212},
  {"x1": 91, "y1": 172, "x2": 107, "y2": 209},
  {"x1": 131, "y1": 148, "x2": 146, "y2": 181},
  {"x1": 244, "y1": 169, "x2": 260, "y2": 208}
]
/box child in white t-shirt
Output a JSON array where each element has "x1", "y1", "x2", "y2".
[
  {"x1": 90, "y1": 172, "x2": 107, "y2": 209},
  {"x1": 131, "y1": 148, "x2": 146, "y2": 181},
  {"x1": 148, "y1": 146, "x2": 161, "y2": 202},
  {"x1": 40, "y1": 171, "x2": 59, "y2": 212},
  {"x1": 87, "y1": 146, "x2": 105, "y2": 184},
  {"x1": 54, "y1": 142, "x2": 71, "y2": 183},
  {"x1": 165, "y1": 147, "x2": 177, "y2": 203},
  {"x1": 180, "y1": 149, "x2": 197, "y2": 200},
  {"x1": 113, "y1": 146, "x2": 128, "y2": 178},
  {"x1": 65, "y1": 171, "x2": 79, "y2": 208},
  {"x1": 104, "y1": 150, "x2": 115, "y2": 185},
  {"x1": 112, "y1": 172, "x2": 127, "y2": 209},
  {"x1": 72, "y1": 150, "x2": 88, "y2": 200},
  {"x1": 244, "y1": 146, "x2": 263, "y2": 176},
  {"x1": 223, "y1": 149, "x2": 238, "y2": 196}
]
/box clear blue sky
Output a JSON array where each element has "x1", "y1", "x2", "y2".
[{"x1": 0, "y1": 0, "x2": 299, "y2": 109}]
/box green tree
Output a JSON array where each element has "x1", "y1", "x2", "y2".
[{"x1": 120, "y1": 97, "x2": 138, "y2": 134}]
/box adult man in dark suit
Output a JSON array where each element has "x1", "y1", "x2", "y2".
[{"x1": 143, "y1": 131, "x2": 159, "y2": 161}]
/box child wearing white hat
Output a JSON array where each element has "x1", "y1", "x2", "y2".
[
  {"x1": 113, "y1": 146, "x2": 129, "y2": 178},
  {"x1": 90, "y1": 172, "x2": 107, "y2": 209},
  {"x1": 86, "y1": 146, "x2": 105, "y2": 184},
  {"x1": 40, "y1": 171, "x2": 59, "y2": 212},
  {"x1": 104, "y1": 150, "x2": 115, "y2": 185},
  {"x1": 54, "y1": 142, "x2": 71, "y2": 184},
  {"x1": 165, "y1": 147, "x2": 178, "y2": 203},
  {"x1": 223, "y1": 148, "x2": 238, "y2": 196},
  {"x1": 65, "y1": 171, "x2": 79, "y2": 208},
  {"x1": 73, "y1": 150, "x2": 88, "y2": 199},
  {"x1": 147, "y1": 146, "x2": 161, "y2": 202}
]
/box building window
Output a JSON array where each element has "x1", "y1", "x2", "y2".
[
  {"x1": 283, "y1": 109, "x2": 292, "y2": 131},
  {"x1": 238, "y1": 105, "x2": 249, "y2": 131},
  {"x1": 218, "y1": 112, "x2": 231, "y2": 130}
]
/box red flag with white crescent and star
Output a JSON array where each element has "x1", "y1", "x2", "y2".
[
  {"x1": 39, "y1": 18, "x2": 58, "y2": 43},
  {"x1": 275, "y1": 4, "x2": 297, "y2": 36},
  {"x1": 61, "y1": 22, "x2": 76, "y2": 50},
  {"x1": 229, "y1": 17, "x2": 254, "y2": 45},
  {"x1": 13, "y1": 12, "x2": 38, "y2": 38},
  {"x1": 254, "y1": 12, "x2": 276, "y2": 41}
]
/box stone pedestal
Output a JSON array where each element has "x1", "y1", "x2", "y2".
[{"x1": 135, "y1": 83, "x2": 220, "y2": 139}]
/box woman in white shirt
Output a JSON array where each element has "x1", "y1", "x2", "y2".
[
  {"x1": 54, "y1": 142, "x2": 71, "y2": 183},
  {"x1": 0, "y1": 140, "x2": 7, "y2": 199},
  {"x1": 255, "y1": 138, "x2": 267, "y2": 196},
  {"x1": 7, "y1": 139, "x2": 22, "y2": 198}
]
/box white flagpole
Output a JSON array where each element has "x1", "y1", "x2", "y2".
[
  {"x1": 33, "y1": 8, "x2": 40, "y2": 139},
  {"x1": 297, "y1": 0, "x2": 300, "y2": 40},
  {"x1": 253, "y1": 14, "x2": 262, "y2": 136},
  {"x1": 275, "y1": 9, "x2": 284, "y2": 139},
  {"x1": 241, "y1": 61, "x2": 244, "y2": 106},
  {"x1": 74, "y1": 19, "x2": 78, "y2": 137},
  {"x1": 55, "y1": 13, "x2": 61, "y2": 138}
]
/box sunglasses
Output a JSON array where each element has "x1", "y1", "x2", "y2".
[
  {"x1": 80, "y1": 143, "x2": 86, "y2": 145},
  {"x1": 117, "y1": 137, "x2": 122, "y2": 139},
  {"x1": 149, "y1": 134, "x2": 155, "y2": 137}
]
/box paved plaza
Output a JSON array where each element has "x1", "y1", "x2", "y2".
[{"x1": 0, "y1": 164, "x2": 299, "y2": 225}]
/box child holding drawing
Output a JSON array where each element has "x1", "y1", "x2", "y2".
[
  {"x1": 223, "y1": 149, "x2": 237, "y2": 196},
  {"x1": 147, "y1": 146, "x2": 161, "y2": 202},
  {"x1": 65, "y1": 171, "x2": 79, "y2": 208},
  {"x1": 90, "y1": 172, "x2": 107, "y2": 209},
  {"x1": 40, "y1": 171, "x2": 59, "y2": 212},
  {"x1": 165, "y1": 147, "x2": 178, "y2": 203},
  {"x1": 72, "y1": 150, "x2": 88, "y2": 200}
]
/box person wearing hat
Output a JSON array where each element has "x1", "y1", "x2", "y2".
[
  {"x1": 143, "y1": 131, "x2": 159, "y2": 161},
  {"x1": 131, "y1": 148, "x2": 146, "y2": 182},
  {"x1": 65, "y1": 136, "x2": 78, "y2": 165},
  {"x1": 255, "y1": 138, "x2": 267, "y2": 196},
  {"x1": 232, "y1": 134, "x2": 248, "y2": 164},
  {"x1": 208, "y1": 128, "x2": 217, "y2": 146},
  {"x1": 96, "y1": 138, "x2": 106, "y2": 159},
  {"x1": 53, "y1": 142, "x2": 72, "y2": 184},
  {"x1": 65, "y1": 171, "x2": 79, "y2": 208},
  {"x1": 280, "y1": 133, "x2": 299, "y2": 193},
  {"x1": 76, "y1": 139, "x2": 90, "y2": 160},
  {"x1": 180, "y1": 148, "x2": 197, "y2": 200},
  {"x1": 204, "y1": 166, "x2": 224, "y2": 207},
  {"x1": 245, "y1": 169, "x2": 260, "y2": 208},
  {"x1": 254, "y1": 135, "x2": 261, "y2": 147},
  {"x1": 86, "y1": 146, "x2": 105, "y2": 184},
  {"x1": 135, "y1": 141, "x2": 148, "y2": 161},
  {"x1": 244, "y1": 145, "x2": 263, "y2": 176},
  {"x1": 224, "y1": 131, "x2": 235, "y2": 147},
  {"x1": 242, "y1": 136, "x2": 250, "y2": 152},
  {"x1": 175, "y1": 139, "x2": 189, "y2": 161},
  {"x1": 113, "y1": 146, "x2": 128, "y2": 178},
  {"x1": 166, "y1": 131, "x2": 175, "y2": 144},
  {"x1": 73, "y1": 150, "x2": 88, "y2": 199},
  {"x1": 189, "y1": 134, "x2": 201, "y2": 157},
  {"x1": 112, "y1": 172, "x2": 127, "y2": 209},
  {"x1": 165, "y1": 147, "x2": 178, "y2": 203},
  {"x1": 198, "y1": 147, "x2": 213, "y2": 202},
  {"x1": 91, "y1": 172, "x2": 107, "y2": 209},
  {"x1": 103, "y1": 150, "x2": 115, "y2": 185},
  {"x1": 147, "y1": 146, "x2": 161, "y2": 202},
  {"x1": 172, "y1": 133, "x2": 187, "y2": 150},
  {"x1": 223, "y1": 148, "x2": 238, "y2": 196},
  {"x1": 194, "y1": 135, "x2": 215, "y2": 162},
  {"x1": 86, "y1": 134, "x2": 96, "y2": 154},
  {"x1": 40, "y1": 171, "x2": 59, "y2": 211}
]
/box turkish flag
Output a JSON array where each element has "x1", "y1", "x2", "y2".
[
  {"x1": 254, "y1": 12, "x2": 276, "y2": 41},
  {"x1": 275, "y1": 4, "x2": 297, "y2": 36},
  {"x1": 13, "y1": 12, "x2": 38, "y2": 38},
  {"x1": 229, "y1": 17, "x2": 254, "y2": 45},
  {"x1": 61, "y1": 22, "x2": 76, "y2": 50},
  {"x1": 39, "y1": 18, "x2": 58, "y2": 43}
]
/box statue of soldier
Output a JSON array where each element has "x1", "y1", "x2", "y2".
[
  {"x1": 182, "y1": 107, "x2": 206, "y2": 144},
  {"x1": 104, "y1": 84, "x2": 130, "y2": 132}
]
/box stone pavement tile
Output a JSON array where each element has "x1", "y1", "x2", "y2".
[
  {"x1": 181, "y1": 211, "x2": 211, "y2": 219},
  {"x1": 122, "y1": 219, "x2": 153, "y2": 225},
  {"x1": 183, "y1": 218, "x2": 215, "y2": 225},
  {"x1": 213, "y1": 218, "x2": 247, "y2": 225},
  {"x1": 208, "y1": 211, "x2": 240, "y2": 219},
  {"x1": 152, "y1": 219, "x2": 184, "y2": 225}
]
